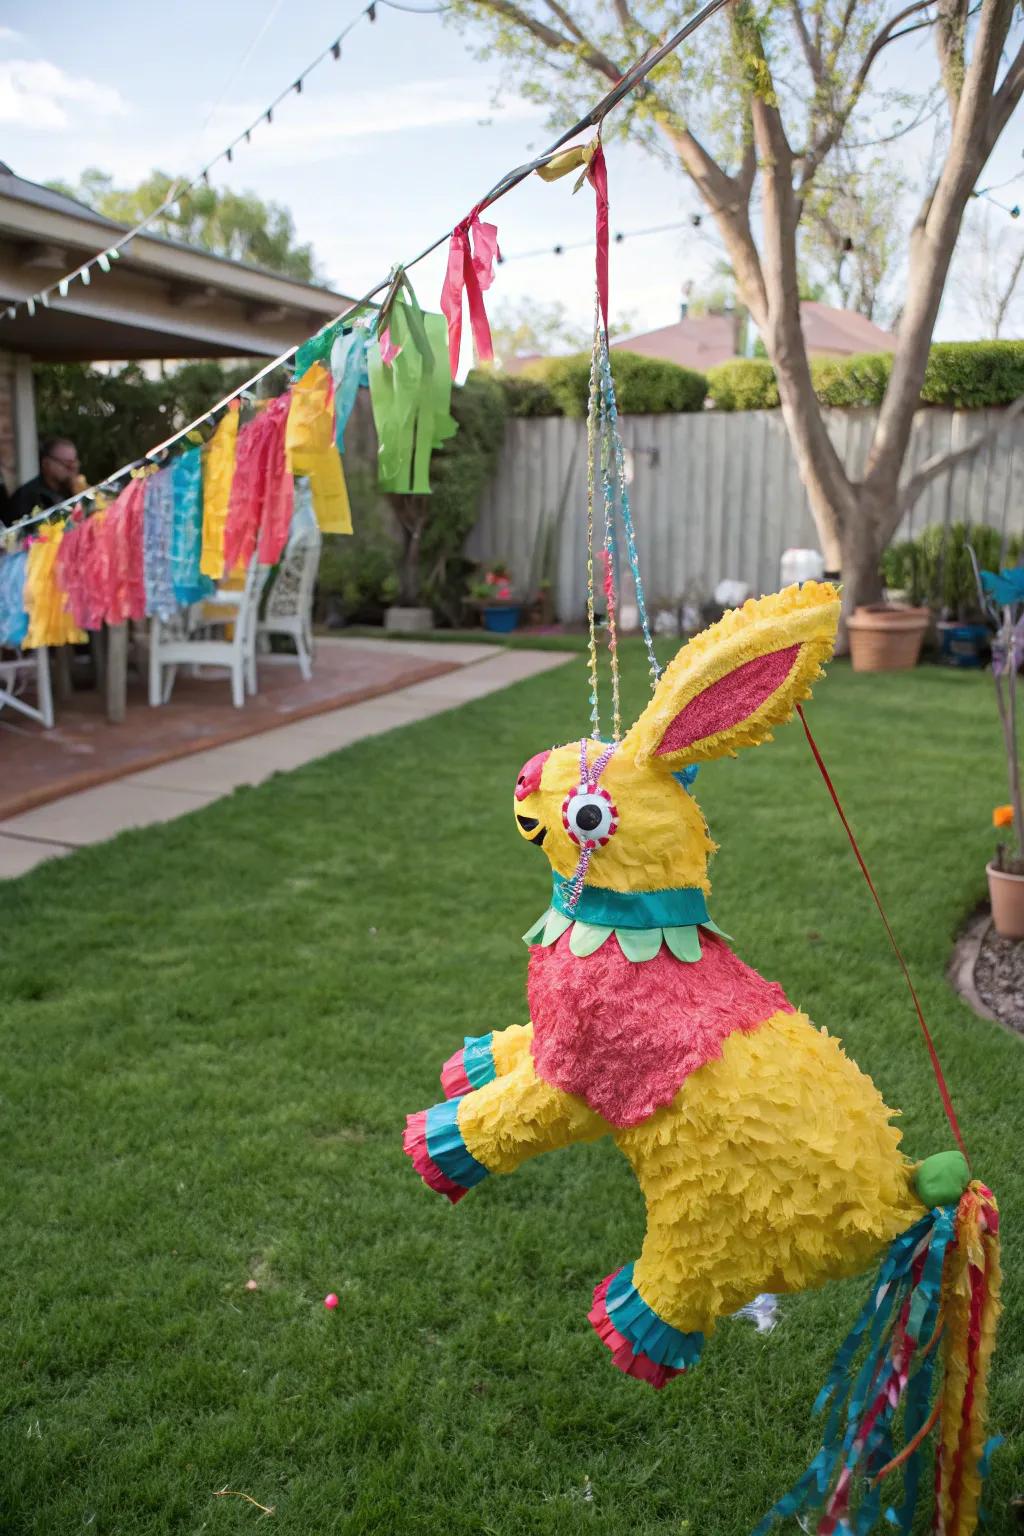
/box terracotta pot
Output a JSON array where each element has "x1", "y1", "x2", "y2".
[
  {"x1": 847, "y1": 605, "x2": 930, "y2": 672},
  {"x1": 987, "y1": 860, "x2": 1024, "y2": 940}
]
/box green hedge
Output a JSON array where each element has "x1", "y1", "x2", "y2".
[
  {"x1": 492, "y1": 373, "x2": 561, "y2": 418},
  {"x1": 705, "y1": 358, "x2": 779, "y2": 411},
  {"x1": 707, "y1": 340, "x2": 1024, "y2": 412},
  {"x1": 526, "y1": 349, "x2": 707, "y2": 417}
]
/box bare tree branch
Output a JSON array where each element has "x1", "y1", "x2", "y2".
[
  {"x1": 898, "y1": 395, "x2": 1024, "y2": 515},
  {"x1": 472, "y1": 0, "x2": 624, "y2": 79},
  {"x1": 985, "y1": 36, "x2": 1024, "y2": 155},
  {"x1": 789, "y1": 0, "x2": 821, "y2": 78},
  {"x1": 799, "y1": 0, "x2": 935, "y2": 189},
  {"x1": 867, "y1": 0, "x2": 1020, "y2": 504}
]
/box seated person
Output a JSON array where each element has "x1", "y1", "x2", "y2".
[{"x1": 8, "y1": 437, "x2": 82, "y2": 524}]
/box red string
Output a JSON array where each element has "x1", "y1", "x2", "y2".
[{"x1": 796, "y1": 704, "x2": 970, "y2": 1166}]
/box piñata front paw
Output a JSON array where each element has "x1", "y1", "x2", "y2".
[
  {"x1": 403, "y1": 1100, "x2": 490, "y2": 1205},
  {"x1": 440, "y1": 1033, "x2": 497, "y2": 1099},
  {"x1": 589, "y1": 1264, "x2": 704, "y2": 1389}
]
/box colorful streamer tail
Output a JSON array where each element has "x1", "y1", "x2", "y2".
[{"x1": 755, "y1": 1182, "x2": 1001, "y2": 1536}]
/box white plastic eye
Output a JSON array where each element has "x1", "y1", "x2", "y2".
[{"x1": 561, "y1": 783, "x2": 618, "y2": 849}]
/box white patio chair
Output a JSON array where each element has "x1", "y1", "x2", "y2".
[
  {"x1": 256, "y1": 510, "x2": 322, "y2": 681},
  {"x1": 148, "y1": 560, "x2": 269, "y2": 709},
  {"x1": 0, "y1": 647, "x2": 54, "y2": 729}
]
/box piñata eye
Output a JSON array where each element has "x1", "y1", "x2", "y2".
[{"x1": 561, "y1": 784, "x2": 618, "y2": 849}]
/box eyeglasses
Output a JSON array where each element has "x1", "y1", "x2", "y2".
[{"x1": 44, "y1": 452, "x2": 80, "y2": 471}]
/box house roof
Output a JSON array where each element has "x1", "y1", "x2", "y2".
[
  {"x1": 612, "y1": 313, "x2": 737, "y2": 371},
  {"x1": 797, "y1": 300, "x2": 893, "y2": 355},
  {"x1": 613, "y1": 303, "x2": 894, "y2": 372},
  {"x1": 0, "y1": 165, "x2": 355, "y2": 363}
]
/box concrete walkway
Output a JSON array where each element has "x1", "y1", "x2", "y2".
[{"x1": 0, "y1": 639, "x2": 575, "y2": 879}]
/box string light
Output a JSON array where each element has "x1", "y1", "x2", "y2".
[
  {"x1": 0, "y1": 0, "x2": 393, "y2": 327},
  {"x1": 4, "y1": 0, "x2": 734, "y2": 537},
  {"x1": 499, "y1": 215, "x2": 703, "y2": 264}
]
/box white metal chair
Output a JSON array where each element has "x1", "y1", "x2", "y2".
[
  {"x1": 256, "y1": 498, "x2": 322, "y2": 681},
  {"x1": 148, "y1": 560, "x2": 269, "y2": 709},
  {"x1": 0, "y1": 647, "x2": 54, "y2": 728}
]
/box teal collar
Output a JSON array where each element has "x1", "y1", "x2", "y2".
[{"x1": 550, "y1": 876, "x2": 709, "y2": 930}]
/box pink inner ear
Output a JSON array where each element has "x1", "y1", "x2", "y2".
[{"x1": 656, "y1": 644, "x2": 801, "y2": 757}]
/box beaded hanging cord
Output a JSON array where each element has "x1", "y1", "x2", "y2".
[
  {"x1": 582, "y1": 255, "x2": 660, "y2": 744},
  {"x1": 563, "y1": 736, "x2": 618, "y2": 910}
]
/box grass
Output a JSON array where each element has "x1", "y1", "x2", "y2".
[{"x1": 2, "y1": 646, "x2": 1022, "y2": 1536}]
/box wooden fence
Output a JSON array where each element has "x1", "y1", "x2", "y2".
[{"x1": 466, "y1": 407, "x2": 1024, "y2": 621}]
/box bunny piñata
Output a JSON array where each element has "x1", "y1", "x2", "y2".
[{"x1": 403, "y1": 582, "x2": 999, "y2": 1533}]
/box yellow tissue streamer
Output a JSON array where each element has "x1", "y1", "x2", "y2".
[
  {"x1": 201, "y1": 402, "x2": 239, "y2": 579},
  {"x1": 936, "y1": 1185, "x2": 1002, "y2": 1536},
  {"x1": 286, "y1": 364, "x2": 353, "y2": 534},
  {"x1": 23, "y1": 523, "x2": 85, "y2": 648},
  {"x1": 535, "y1": 140, "x2": 597, "y2": 183}
]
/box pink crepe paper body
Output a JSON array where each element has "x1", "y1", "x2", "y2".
[
  {"x1": 527, "y1": 929, "x2": 792, "y2": 1128},
  {"x1": 656, "y1": 644, "x2": 801, "y2": 757},
  {"x1": 440, "y1": 211, "x2": 500, "y2": 377}
]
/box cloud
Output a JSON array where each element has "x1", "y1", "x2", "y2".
[
  {"x1": 198, "y1": 77, "x2": 541, "y2": 166},
  {"x1": 0, "y1": 58, "x2": 128, "y2": 131}
]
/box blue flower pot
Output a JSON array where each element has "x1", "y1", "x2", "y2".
[
  {"x1": 482, "y1": 604, "x2": 521, "y2": 633},
  {"x1": 937, "y1": 621, "x2": 988, "y2": 669}
]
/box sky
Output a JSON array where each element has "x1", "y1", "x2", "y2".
[{"x1": 0, "y1": 0, "x2": 1021, "y2": 345}]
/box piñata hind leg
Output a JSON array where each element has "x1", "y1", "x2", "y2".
[
  {"x1": 754, "y1": 1182, "x2": 1001, "y2": 1536},
  {"x1": 589, "y1": 1262, "x2": 704, "y2": 1390}
]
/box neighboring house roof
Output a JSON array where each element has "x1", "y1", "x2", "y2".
[
  {"x1": 0, "y1": 165, "x2": 355, "y2": 363},
  {"x1": 797, "y1": 300, "x2": 893, "y2": 355},
  {"x1": 612, "y1": 313, "x2": 737, "y2": 371},
  {"x1": 612, "y1": 303, "x2": 894, "y2": 372}
]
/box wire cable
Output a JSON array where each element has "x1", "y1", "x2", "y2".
[{"x1": 6, "y1": 0, "x2": 733, "y2": 533}]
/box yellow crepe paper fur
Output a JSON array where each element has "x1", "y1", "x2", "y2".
[
  {"x1": 514, "y1": 582, "x2": 839, "y2": 895},
  {"x1": 625, "y1": 579, "x2": 840, "y2": 768},
  {"x1": 459, "y1": 1014, "x2": 921, "y2": 1333}
]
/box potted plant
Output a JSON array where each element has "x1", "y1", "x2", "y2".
[
  {"x1": 971, "y1": 553, "x2": 1024, "y2": 939},
  {"x1": 467, "y1": 564, "x2": 523, "y2": 633},
  {"x1": 847, "y1": 583, "x2": 931, "y2": 671}
]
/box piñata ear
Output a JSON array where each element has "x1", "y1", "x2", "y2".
[{"x1": 622, "y1": 582, "x2": 840, "y2": 769}]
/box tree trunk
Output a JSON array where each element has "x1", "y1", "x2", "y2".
[
  {"x1": 838, "y1": 491, "x2": 887, "y2": 618},
  {"x1": 391, "y1": 494, "x2": 427, "y2": 607}
]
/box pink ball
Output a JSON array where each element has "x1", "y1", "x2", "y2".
[{"x1": 324, "y1": 1293, "x2": 339, "y2": 1310}]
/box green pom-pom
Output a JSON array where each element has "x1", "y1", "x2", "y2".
[{"x1": 914, "y1": 1150, "x2": 970, "y2": 1209}]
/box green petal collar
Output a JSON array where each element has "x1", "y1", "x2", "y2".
[{"x1": 522, "y1": 905, "x2": 730, "y2": 963}]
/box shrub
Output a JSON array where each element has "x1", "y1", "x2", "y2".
[
  {"x1": 881, "y1": 521, "x2": 1022, "y2": 617},
  {"x1": 527, "y1": 350, "x2": 707, "y2": 417},
  {"x1": 811, "y1": 351, "x2": 892, "y2": 406},
  {"x1": 418, "y1": 370, "x2": 509, "y2": 620},
  {"x1": 921, "y1": 341, "x2": 1024, "y2": 408},
  {"x1": 707, "y1": 340, "x2": 1024, "y2": 412},
  {"x1": 706, "y1": 358, "x2": 779, "y2": 411},
  {"x1": 317, "y1": 473, "x2": 398, "y2": 623},
  {"x1": 492, "y1": 372, "x2": 561, "y2": 418}
]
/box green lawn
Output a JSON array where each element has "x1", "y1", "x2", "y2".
[{"x1": 2, "y1": 649, "x2": 1021, "y2": 1536}]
